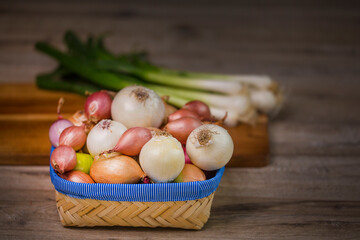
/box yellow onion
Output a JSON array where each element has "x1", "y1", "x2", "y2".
[
  {"x1": 174, "y1": 164, "x2": 206, "y2": 183},
  {"x1": 59, "y1": 170, "x2": 95, "y2": 183},
  {"x1": 90, "y1": 155, "x2": 145, "y2": 184}
]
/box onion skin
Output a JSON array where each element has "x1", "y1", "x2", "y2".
[
  {"x1": 59, "y1": 170, "x2": 95, "y2": 183},
  {"x1": 68, "y1": 110, "x2": 88, "y2": 127},
  {"x1": 162, "y1": 99, "x2": 177, "y2": 124},
  {"x1": 90, "y1": 155, "x2": 145, "y2": 184},
  {"x1": 85, "y1": 91, "x2": 112, "y2": 122},
  {"x1": 113, "y1": 127, "x2": 152, "y2": 156},
  {"x1": 49, "y1": 119, "x2": 73, "y2": 147},
  {"x1": 51, "y1": 145, "x2": 77, "y2": 174},
  {"x1": 59, "y1": 126, "x2": 87, "y2": 151},
  {"x1": 174, "y1": 164, "x2": 206, "y2": 183},
  {"x1": 168, "y1": 109, "x2": 200, "y2": 122},
  {"x1": 164, "y1": 117, "x2": 202, "y2": 144},
  {"x1": 182, "y1": 100, "x2": 212, "y2": 121}
]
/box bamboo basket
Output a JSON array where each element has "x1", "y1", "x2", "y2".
[{"x1": 50, "y1": 148, "x2": 225, "y2": 230}]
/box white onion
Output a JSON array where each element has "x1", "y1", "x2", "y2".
[
  {"x1": 186, "y1": 124, "x2": 234, "y2": 171},
  {"x1": 139, "y1": 135, "x2": 185, "y2": 183},
  {"x1": 86, "y1": 119, "x2": 127, "y2": 157},
  {"x1": 111, "y1": 86, "x2": 165, "y2": 128}
]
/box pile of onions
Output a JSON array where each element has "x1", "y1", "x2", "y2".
[
  {"x1": 139, "y1": 134, "x2": 185, "y2": 183},
  {"x1": 86, "y1": 119, "x2": 127, "y2": 156},
  {"x1": 186, "y1": 124, "x2": 234, "y2": 171},
  {"x1": 111, "y1": 86, "x2": 165, "y2": 128}
]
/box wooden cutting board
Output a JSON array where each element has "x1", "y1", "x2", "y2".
[{"x1": 0, "y1": 84, "x2": 269, "y2": 167}]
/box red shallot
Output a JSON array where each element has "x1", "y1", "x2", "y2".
[
  {"x1": 59, "y1": 170, "x2": 95, "y2": 183},
  {"x1": 85, "y1": 91, "x2": 112, "y2": 122},
  {"x1": 113, "y1": 127, "x2": 152, "y2": 156},
  {"x1": 51, "y1": 145, "x2": 77, "y2": 174},
  {"x1": 59, "y1": 126, "x2": 86, "y2": 151}
]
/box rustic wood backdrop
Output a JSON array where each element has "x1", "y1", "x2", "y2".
[{"x1": 0, "y1": 0, "x2": 359, "y2": 239}]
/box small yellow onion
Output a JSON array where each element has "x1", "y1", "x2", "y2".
[
  {"x1": 140, "y1": 134, "x2": 185, "y2": 183},
  {"x1": 174, "y1": 164, "x2": 206, "y2": 183},
  {"x1": 90, "y1": 154, "x2": 145, "y2": 184}
]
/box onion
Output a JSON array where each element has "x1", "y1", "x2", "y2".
[
  {"x1": 186, "y1": 124, "x2": 234, "y2": 171},
  {"x1": 174, "y1": 164, "x2": 206, "y2": 183},
  {"x1": 183, "y1": 146, "x2": 192, "y2": 164},
  {"x1": 74, "y1": 153, "x2": 94, "y2": 174},
  {"x1": 59, "y1": 170, "x2": 95, "y2": 183},
  {"x1": 49, "y1": 119, "x2": 73, "y2": 147},
  {"x1": 182, "y1": 100, "x2": 211, "y2": 121},
  {"x1": 111, "y1": 86, "x2": 165, "y2": 128},
  {"x1": 87, "y1": 119, "x2": 127, "y2": 157},
  {"x1": 167, "y1": 109, "x2": 200, "y2": 122},
  {"x1": 59, "y1": 126, "x2": 86, "y2": 151},
  {"x1": 164, "y1": 117, "x2": 202, "y2": 145},
  {"x1": 85, "y1": 91, "x2": 112, "y2": 122},
  {"x1": 162, "y1": 98, "x2": 177, "y2": 124},
  {"x1": 90, "y1": 155, "x2": 145, "y2": 184},
  {"x1": 68, "y1": 110, "x2": 88, "y2": 127},
  {"x1": 139, "y1": 135, "x2": 185, "y2": 183},
  {"x1": 51, "y1": 145, "x2": 77, "y2": 174},
  {"x1": 113, "y1": 127, "x2": 152, "y2": 156}
]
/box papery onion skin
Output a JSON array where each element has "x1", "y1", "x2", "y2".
[
  {"x1": 186, "y1": 124, "x2": 234, "y2": 171},
  {"x1": 59, "y1": 170, "x2": 95, "y2": 183},
  {"x1": 113, "y1": 127, "x2": 152, "y2": 156},
  {"x1": 90, "y1": 155, "x2": 145, "y2": 184},
  {"x1": 86, "y1": 119, "x2": 127, "y2": 157},
  {"x1": 182, "y1": 100, "x2": 212, "y2": 121},
  {"x1": 174, "y1": 164, "x2": 206, "y2": 183},
  {"x1": 59, "y1": 126, "x2": 87, "y2": 151},
  {"x1": 111, "y1": 86, "x2": 165, "y2": 128},
  {"x1": 164, "y1": 117, "x2": 202, "y2": 145},
  {"x1": 167, "y1": 109, "x2": 200, "y2": 122},
  {"x1": 68, "y1": 110, "x2": 88, "y2": 127},
  {"x1": 85, "y1": 91, "x2": 112, "y2": 122},
  {"x1": 139, "y1": 135, "x2": 185, "y2": 183},
  {"x1": 51, "y1": 145, "x2": 77, "y2": 174},
  {"x1": 49, "y1": 119, "x2": 73, "y2": 147}
]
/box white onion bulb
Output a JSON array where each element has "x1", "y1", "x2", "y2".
[
  {"x1": 186, "y1": 124, "x2": 234, "y2": 171},
  {"x1": 139, "y1": 135, "x2": 185, "y2": 183},
  {"x1": 111, "y1": 86, "x2": 165, "y2": 128},
  {"x1": 87, "y1": 119, "x2": 127, "y2": 156}
]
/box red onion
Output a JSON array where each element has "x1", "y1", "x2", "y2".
[
  {"x1": 164, "y1": 117, "x2": 202, "y2": 144},
  {"x1": 90, "y1": 155, "x2": 145, "y2": 184},
  {"x1": 85, "y1": 91, "x2": 112, "y2": 122},
  {"x1": 183, "y1": 146, "x2": 192, "y2": 164},
  {"x1": 167, "y1": 109, "x2": 200, "y2": 122},
  {"x1": 182, "y1": 100, "x2": 212, "y2": 121},
  {"x1": 49, "y1": 119, "x2": 73, "y2": 147},
  {"x1": 113, "y1": 127, "x2": 152, "y2": 156},
  {"x1": 59, "y1": 126, "x2": 87, "y2": 151},
  {"x1": 59, "y1": 170, "x2": 95, "y2": 183},
  {"x1": 51, "y1": 145, "x2": 77, "y2": 174}
]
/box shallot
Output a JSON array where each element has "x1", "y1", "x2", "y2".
[
  {"x1": 164, "y1": 117, "x2": 202, "y2": 144},
  {"x1": 49, "y1": 119, "x2": 73, "y2": 147},
  {"x1": 111, "y1": 86, "x2": 165, "y2": 128},
  {"x1": 139, "y1": 134, "x2": 185, "y2": 183},
  {"x1": 167, "y1": 109, "x2": 200, "y2": 122},
  {"x1": 60, "y1": 170, "x2": 95, "y2": 183},
  {"x1": 113, "y1": 127, "x2": 152, "y2": 156},
  {"x1": 85, "y1": 91, "x2": 112, "y2": 122},
  {"x1": 182, "y1": 100, "x2": 211, "y2": 121},
  {"x1": 186, "y1": 124, "x2": 234, "y2": 171},
  {"x1": 51, "y1": 145, "x2": 77, "y2": 174},
  {"x1": 68, "y1": 110, "x2": 88, "y2": 127},
  {"x1": 90, "y1": 155, "x2": 145, "y2": 184},
  {"x1": 86, "y1": 119, "x2": 127, "y2": 157},
  {"x1": 59, "y1": 126, "x2": 86, "y2": 151}
]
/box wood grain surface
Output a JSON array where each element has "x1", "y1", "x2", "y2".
[{"x1": 0, "y1": 0, "x2": 360, "y2": 239}]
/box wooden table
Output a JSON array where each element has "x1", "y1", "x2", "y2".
[{"x1": 1, "y1": 0, "x2": 359, "y2": 239}]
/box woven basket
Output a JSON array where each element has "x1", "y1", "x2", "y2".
[{"x1": 50, "y1": 147, "x2": 224, "y2": 230}]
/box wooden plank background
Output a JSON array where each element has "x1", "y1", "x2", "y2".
[{"x1": 0, "y1": 0, "x2": 359, "y2": 239}]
